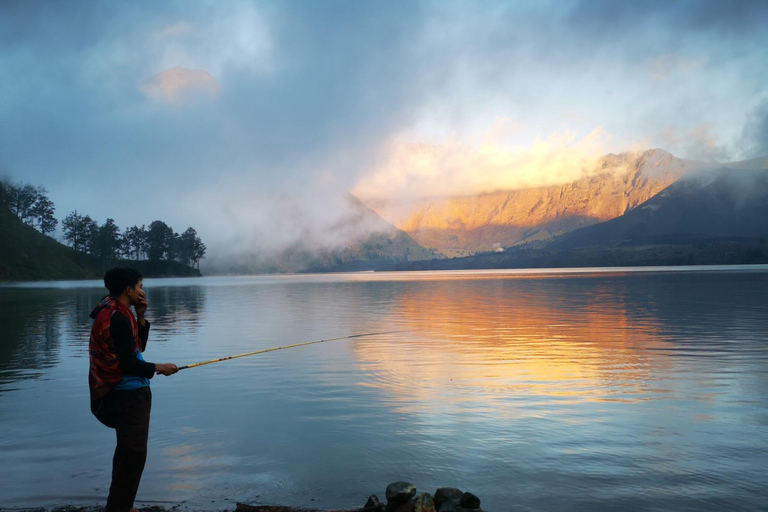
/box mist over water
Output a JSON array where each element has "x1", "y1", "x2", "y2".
[{"x1": 1, "y1": 267, "x2": 767, "y2": 511}]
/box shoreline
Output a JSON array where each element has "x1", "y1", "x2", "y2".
[
  {"x1": 0, "y1": 506, "x2": 375, "y2": 512},
  {"x1": 3, "y1": 261, "x2": 768, "y2": 285},
  {"x1": 1, "y1": 483, "x2": 485, "y2": 512}
]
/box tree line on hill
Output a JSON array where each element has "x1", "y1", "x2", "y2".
[
  {"x1": 0, "y1": 180, "x2": 58, "y2": 234},
  {"x1": 1, "y1": 179, "x2": 206, "y2": 269}
]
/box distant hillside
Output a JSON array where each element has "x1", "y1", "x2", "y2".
[
  {"x1": 204, "y1": 150, "x2": 768, "y2": 274},
  {"x1": 0, "y1": 208, "x2": 200, "y2": 281},
  {"x1": 381, "y1": 239, "x2": 768, "y2": 271},
  {"x1": 366, "y1": 149, "x2": 705, "y2": 256},
  {"x1": 722, "y1": 156, "x2": 768, "y2": 170},
  {"x1": 298, "y1": 196, "x2": 438, "y2": 272},
  {"x1": 203, "y1": 195, "x2": 437, "y2": 274},
  {"x1": 377, "y1": 162, "x2": 768, "y2": 272},
  {"x1": 549, "y1": 167, "x2": 768, "y2": 250}
]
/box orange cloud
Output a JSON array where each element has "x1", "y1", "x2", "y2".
[
  {"x1": 353, "y1": 126, "x2": 612, "y2": 200},
  {"x1": 142, "y1": 66, "x2": 220, "y2": 104}
]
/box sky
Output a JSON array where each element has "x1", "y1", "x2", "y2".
[{"x1": 1, "y1": 0, "x2": 767, "y2": 261}]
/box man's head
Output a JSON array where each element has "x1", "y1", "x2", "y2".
[{"x1": 104, "y1": 267, "x2": 144, "y2": 304}]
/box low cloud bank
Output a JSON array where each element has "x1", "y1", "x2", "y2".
[{"x1": 354, "y1": 126, "x2": 611, "y2": 200}]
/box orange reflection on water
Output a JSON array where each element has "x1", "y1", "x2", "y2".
[
  {"x1": 162, "y1": 444, "x2": 201, "y2": 491},
  {"x1": 353, "y1": 278, "x2": 675, "y2": 413}
]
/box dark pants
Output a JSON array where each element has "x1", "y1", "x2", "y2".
[{"x1": 92, "y1": 387, "x2": 152, "y2": 512}]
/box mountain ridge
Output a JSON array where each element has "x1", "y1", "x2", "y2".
[
  {"x1": 372, "y1": 156, "x2": 768, "y2": 272},
  {"x1": 548, "y1": 166, "x2": 768, "y2": 250},
  {"x1": 365, "y1": 149, "x2": 708, "y2": 256}
]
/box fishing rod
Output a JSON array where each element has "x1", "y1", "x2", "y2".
[{"x1": 177, "y1": 330, "x2": 401, "y2": 371}]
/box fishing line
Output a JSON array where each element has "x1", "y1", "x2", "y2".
[{"x1": 177, "y1": 330, "x2": 402, "y2": 371}]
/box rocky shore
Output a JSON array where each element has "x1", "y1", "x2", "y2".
[{"x1": 4, "y1": 481, "x2": 485, "y2": 512}]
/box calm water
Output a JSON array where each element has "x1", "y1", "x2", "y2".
[{"x1": 1, "y1": 267, "x2": 767, "y2": 512}]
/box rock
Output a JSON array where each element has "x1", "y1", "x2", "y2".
[
  {"x1": 365, "y1": 495, "x2": 382, "y2": 508},
  {"x1": 459, "y1": 492, "x2": 481, "y2": 510},
  {"x1": 438, "y1": 499, "x2": 460, "y2": 512},
  {"x1": 386, "y1": 481, "x2": 417, "y2": 503},
  {"x1": 434, "y1": 488, "x2": 463, "y2": 509},
  {"x1": 413, "y1": 493, "x2": 436, "y2": 512},
  {"x1": 386, "y1": 499, "x2": 416, "y2": 512},
  {"x1": 234, "y1": 506, "x2": 303, "y2": 512},
  {"x1": 455, "y1": 508, "x2": 481, "y2": 512}
]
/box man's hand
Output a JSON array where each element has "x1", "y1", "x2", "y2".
[
  {"x1": 156, "y1": 363, "x2": 179, "y2": 376},
  {"x1": 134, "y1": 290, "x2": 148, "y2": 320}
]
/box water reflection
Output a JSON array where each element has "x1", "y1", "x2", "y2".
[
  {"x1": 0, "y1": 288, "x2": 67, "y2": 387},
  {"x1": 0, "y1": 270, "x2": 767, "y2": 512},
  {"x1": 0, "y1": 282, "x2": 206, "y2": 393},
  {"x1": 350, "y1": 278, "x2": 666, "y2": 416},
  {"x1": 146, "y1": 285, "x2": 206, "y2": 342},
  {"x1": 353, "y1": 272, "x2": 768, "y2": 412}
]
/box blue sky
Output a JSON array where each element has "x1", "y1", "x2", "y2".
[{"x1": 1, "y1": 0, "x2": 766, "y2": 254}]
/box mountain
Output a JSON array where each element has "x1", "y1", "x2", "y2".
[
  {"x1": 366, "y1": 149, "x2": 708, "y2": 256},
  {"x1": 300, "y1": 195, "x2": 437, "y2": 272},
  {"x1": 382, "y1": 238, "x2": 768, "y2": 271},
  {"x1": 722, "y1": 156, "x2": 768, "y2": 170},
  {"x1": 203, "y1": 195, "x2": 437, "y2": 274},
  {"x1": 379, "y1": 158, "x2": 768, "y2": 272},
  {"x1": 548, "y1": 166, "x2": 768, "y2": 250}
]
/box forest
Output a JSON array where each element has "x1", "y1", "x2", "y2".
[{"x1": 0, "y1": 179, "x2": 206, "y2": 269}]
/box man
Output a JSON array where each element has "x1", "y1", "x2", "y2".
[{"x1": 89, "y1": 267, "x2": 178, "y2": 512}]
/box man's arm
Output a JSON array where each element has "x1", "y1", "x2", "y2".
[
  {"x1": 111, "y1": 312, "x2": 156, "y2": 378},
  {"x1": 137, "y1": 316, "x2": 150, "y2": 352},
  {"x1": 136, "y1": 292, "x2": 149, "y2": 351}
]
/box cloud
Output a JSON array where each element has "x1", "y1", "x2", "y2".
[
  {"x1": 142, "y1": 66, "x2": 220, "y2": 104},
  {"x1": 1, "y1": 0, "x2": 767, "y2": 265},
  {"x1": 179, "y1": 176, "x2": 396, "y2": 273},
  {"x1": 353, "y1": 125, "x2": 611, "y2": 200},
  {"x1": 740, "y1": 99, "x2": 768, "y2": 159},
  {"x1": 684, "y1": 124, "x2": 730, "y2": 162},
  {"x1": 150, "y1": 5, "x2": 274, "y2": 78},
  {"x1": 156, "y1": 22, "x2": 194, "y2": 39},
  {"x1": 659, "y1": 123, "x2": 730, "y2": 162},
  {"x1": 644, "y1": 54, "x2": 707, "y2": 81}
]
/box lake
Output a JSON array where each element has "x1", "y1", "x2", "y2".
[{"x1": 1, "y1": 267, "x2": 767, "y2": 512}]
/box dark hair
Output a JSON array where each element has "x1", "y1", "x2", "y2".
[{"x1": 104, "y1": 267, "x2": 143, "y2": 296}]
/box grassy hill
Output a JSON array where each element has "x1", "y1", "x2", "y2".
[{"x1": 0, "y1": 208, "x2": 200, "y2": 281}]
